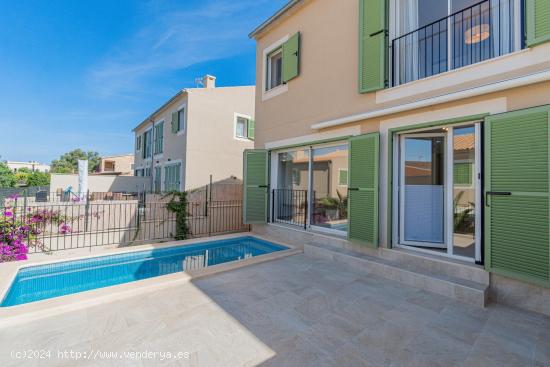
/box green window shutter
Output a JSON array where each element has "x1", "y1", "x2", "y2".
[
  {"x1": 527, "y1": 0, "x2": 550, "y2": 47},
  {"x1": 243, "y1": 150, "x2": 269, "y2": 224},
  {"x1": 248, "y1": 120, "x2": 255, "y2": 140},
  {"x1": 348, "y1": 133, "x2": 379, "y2": 247},
  {"x1": 484, "y1": 106, "x2": 550, "y2": 287},
  {"x1": 282, "y1": 32, "x2": 300, "y2": 83},
  {"x1": 339, "y1": 169, "x2": 348, "y2": 185},
  {"x1": 359, "y1": 0, "x2": 387, "y2": 93},
  {"x1": 454, "y1": 162, "x2": 472, "y2": 186},
  {"x1": 171, "y1": 112, "x2": 178, "y2": 134}
]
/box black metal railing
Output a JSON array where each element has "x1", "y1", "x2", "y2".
[
  {"x1": 1, "y1": 191, "x2": 249, "y2": 256},
  {"x1": 271, "y1": 189, "x2": 308, "y2": 229},
  {"x1": 392, "y1": 0, "x2": 518, "y2": 86}
]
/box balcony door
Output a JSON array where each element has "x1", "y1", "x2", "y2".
[
  {"x1": 396, "y1": 124, "x2": 481, "y2": 261},
  {"x1": 392, "y1": 0, "x2": 521, "y2": 86}
]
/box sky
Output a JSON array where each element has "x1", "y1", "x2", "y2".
[{"x1": 0, "y1": 0, "x2": 287, "y2": 163}]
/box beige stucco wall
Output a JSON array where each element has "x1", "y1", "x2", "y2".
[
  {"x1": 99, "y1": 154, "x2": 134, "y2": 175},
  {"x1": 253, "y1": 0, "x2": 550, "y2": 249},
  {"x1": 185, "y1": 86, "x2": 255, "y2": 190},
  {"x1": 253, "y1": 0, "x2": 550, "y2": 150},
  {"x1": 133, "y1": 85, "x2": 255, "y2": 192}
]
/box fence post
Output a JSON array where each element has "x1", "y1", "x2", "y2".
[
  {"x1": 304, "y1": 190, "x2": 308, "y2": 230},
  {"x1": 271, "y1": 189, "x2": 275, "y2": 223},
  {"x1": 84, "y1": 190, "x2": 90, "y2": 233},
  {"x1": 207, "y1": 175, "x2": 212, "y2": 237}
]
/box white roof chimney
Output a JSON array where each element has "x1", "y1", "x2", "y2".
[{"x1": 203, "y1": 75, "x2": 216, "y2": 89}]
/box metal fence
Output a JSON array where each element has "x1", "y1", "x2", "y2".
[
  {"x1": 1, "y1": 189, "x2": 249, "y2": 255},
  {"x1": 0, "y1": 186, "x2": 49, "y2": 205},
  {"x1": 271, "y1": 189, "x2": 308, "y2": 229}
]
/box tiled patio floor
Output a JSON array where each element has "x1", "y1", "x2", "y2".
[{"x1": 1, "y1": 254, "x2": 549, "y2": 366}]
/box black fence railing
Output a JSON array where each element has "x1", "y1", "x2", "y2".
[
  {"x1": 1, "y1": 191, "x2": 249, "y2": 256},
  {"x1": 271, "y1": 189, "x2": 308, "y2": 229},
  {"x1": 392, "y1": 0, "x2": 518, "y2": 86}
]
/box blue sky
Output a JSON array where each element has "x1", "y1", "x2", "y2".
[{"x1": 0, "y1": 0, "x2": 287, "y2": 163}]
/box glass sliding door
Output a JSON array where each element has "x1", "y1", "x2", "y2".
[
  {"x1": 275, "y1": 149, "x2": 310, "y2": 226},
  {"x1": 310, "y1": 144, "x2": 349, "y2": 233},
  {"x1": 272, "y1": 142, "x2": 350, "y2": 234},
  {"x1": 400, "y1": 134, "x2": 446, "y2": 248}
]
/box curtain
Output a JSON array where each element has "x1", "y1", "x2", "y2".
[
  {"x1": 490, "y1": 0, "x2": 513, "y2": 57},
  {"x1": 396, "y1": 0, "x2": 419, "y2": 84}
]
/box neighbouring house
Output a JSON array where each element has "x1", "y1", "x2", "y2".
[
  {"x1": 245, "y1": 0, "x2": 550, "y2": 316},
  {"x1": 96, "y1": 154, "x2": 134, "y2": 176},
  {"x1": 133, "y1": 75, "x2": 255, "y2": 192},
  {"x1": 6, "y1": 161, "x2": 50, "y2": 173}
]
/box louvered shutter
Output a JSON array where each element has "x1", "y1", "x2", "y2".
[
  {"x1": 248, "y1": 120, "x2": 255, "y2": 140},
  {"x1": 243, "y1": 150, "x2": 269, "y2": 224},
  {"x1": 282, "y1": 32, "x2": 300, "y2": 83},
  {"x1": 359, "y1": 0, "x2": 387, "y2": 93},
  {"x1": 527, "y1": 0, "x2": 550, "y2": 46},
  {"x1": 484, "y1": 106, "x2": 550, "y2": 286},
  {"x1": 348, "y1": 133, "x2": 379, "y2": 247}
]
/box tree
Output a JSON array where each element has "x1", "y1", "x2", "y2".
[
  {"x1": 25, "y1": 171, "x2": 50, "y2": 187},
  {"x1": 50, "y1": 149, "x2": 101, "y2": 173},
  {"x1": 16, "y1": 167, "x2": 32, "y2": 174},
  {"x1": 0, "y1": 162, "x2": 16, "y2": 188}
]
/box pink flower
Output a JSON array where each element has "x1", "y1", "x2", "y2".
[{"x1": 59, "y1": 224, "x2": 72, "y2": 234}]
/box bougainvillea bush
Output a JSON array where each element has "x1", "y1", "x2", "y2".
[{"x1": 0, "y1": 196, "x2": 73, "y2": 263}]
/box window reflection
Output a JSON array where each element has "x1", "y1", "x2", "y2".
[{"x1": 311, "y1": 145, "x2": 349, "y2": 232}]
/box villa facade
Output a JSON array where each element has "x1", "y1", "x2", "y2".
[
  {"x1": 133, "y1": 75, "x2": 255, "y2": 192},
  {"x1": 245, "y1": 0, "x2": 550, "y2": 315}
]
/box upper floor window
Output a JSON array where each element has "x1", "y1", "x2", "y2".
[
  {"x1": 142, "y1": 129, "x2": 152, "y2": 159},
  {"x1": 267, "y1": 48, "x2": 283, "y2": 90},
  {"x1": 171, "y1": 107, "x2": 186, "y2": 134},
  {"x1": 178, "y1": 108, "x2": 186, "y2": 133},
  {"x1": 391, "y1": 0, "x2": 521, "y2": 86},
  {"x1": 154, "y1": 122, "x2": 164, "y2": 155},
  {"x1": 135, "y1": 135, "x2": 142, "y2": 151},
  {"x1": 235, "y1": 115, "x2": 254, "y2": 140}
]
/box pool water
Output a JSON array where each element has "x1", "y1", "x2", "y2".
[{"x1": 1, "y1": 236, "x2": 287, "y2": 307}]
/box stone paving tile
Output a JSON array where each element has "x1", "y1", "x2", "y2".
[{"x1": 1, "y1": 254, "x2": 550, "y2": 367}]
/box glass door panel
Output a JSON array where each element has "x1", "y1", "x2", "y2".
[
  {"x1": 401, "y1": 135, "x2": 446, "y2": 247},
  {"x1": 310, "y1": 144, "x2": 349, "y2": 233},
  {"x1": 275, "y1": 150, "x2": 309, "y2": 226},
  {"x1": 452, "y1": 126, "x2": 476, "y2": 258}
]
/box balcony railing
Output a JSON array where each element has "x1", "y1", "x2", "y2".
[{"x1": 392, "y1": 0, "x2": 519, "y2": 87}]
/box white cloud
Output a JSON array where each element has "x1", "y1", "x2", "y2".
[{"x1": 87, "y1": 0, "x2": 272, "y2": 97}]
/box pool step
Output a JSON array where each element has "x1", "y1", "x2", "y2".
[{"x1": 304, "y1": 243, "x2": 489, "y2": 308}]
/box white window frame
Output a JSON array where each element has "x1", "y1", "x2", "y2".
[
  {"x1": 391, "y1": 121, "x2": 482, "y2": 263},
  {"x1": 176, "y1": 103, "x2": 187, "y2": 136},
  {"x1": 271, "y1": 140, "x2": 350, "y2": 236},
  {"x1": 234, "y1": 113, "x2": 253, "y2": 141},
  {"x1": 262, "y1": 35, "x2": 289, "y2": 101}
]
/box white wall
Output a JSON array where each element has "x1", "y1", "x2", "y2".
[{"x1": 50, "y1": 174, "x2": 151, "y2": 193}]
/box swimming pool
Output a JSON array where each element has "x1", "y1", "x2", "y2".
[{"x1": 1, "y1": 236, "x2": 288, "y2": 307}]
